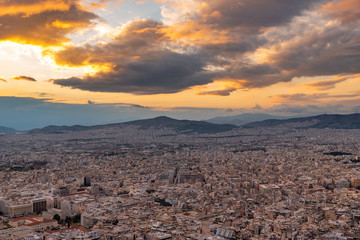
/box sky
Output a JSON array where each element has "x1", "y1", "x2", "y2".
[{"x1": 1, "y1": 0, "x2": 360, "y2": 129}]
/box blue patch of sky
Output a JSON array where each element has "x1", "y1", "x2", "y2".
[{"x1": 99, "y1": 0, "x2": 164, "y2": 27}]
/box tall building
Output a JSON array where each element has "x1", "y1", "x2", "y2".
[
  {"x1": 351, "y1": 178, "x2": 360, "y2": 188},
  {"x1": 32, "y1": 199, "x2": 47, "y2": 213},
  {"x1": 84, "y1": 176, "x2": 91, "y2": 187}
]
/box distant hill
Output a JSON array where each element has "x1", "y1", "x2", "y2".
[
  {"x1": 29, "y1": 116, "x2": 238, "y2": 134},
  {"x1": 122, "y1": 116, "x2": 237, "y2": 133},
  {"x1": 207, "y1": 113, "x2": 289, "y2": 126},
  {"x1": 28, "y1": 125, "x2": 92, "y2": 134},
  {"x1": 0, "y1": 126, "x2": 18, "y2": 133},
  {"x1": 244, "y1": 113, "x2": 360, "y2": 129}
]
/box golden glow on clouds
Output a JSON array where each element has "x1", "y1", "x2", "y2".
[
  {"x1": 0, "y1": 0, "x2": 360, "y2": 114},
  {"x1": 51, "y1": 20, "x2": 74, "y2": 29},
  {"x1": 247, "y1": 47, "x2": 274, "y2": 64},
  {"x1": 0, "y1": 0, "x2": 72, "y2": 17},
  {"x1": 321, "y1": 0, "x2": 360, "y2": 23},
  {"x1": 162, "y1": 20, "x2": 229, "y2": 45}
]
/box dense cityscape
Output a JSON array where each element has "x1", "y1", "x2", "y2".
[{"x1": 1, "y1": 121, "x2": 360, "y2": 239}]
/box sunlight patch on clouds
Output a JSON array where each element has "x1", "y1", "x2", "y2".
[{"x1": 0, "y1": 41, "x2": 42, "y2": 62}]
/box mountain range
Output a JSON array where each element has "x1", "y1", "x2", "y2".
[
  {"x1": 2, "y1": 113, "x2": 360, "y2": 134},
  {"x1": 206, "y1": 113, "x2": 290, "y2": 126},
  {"x1": 244, "y1": 113, "x2": 360, "y2": 129},
  {"x1": 28, "y1": 116, "x2": 238, "y2": 134}
]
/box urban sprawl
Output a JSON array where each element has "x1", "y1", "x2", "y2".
[{"x1": 1, "y1": 124, "x2": 360, "y2": 239}]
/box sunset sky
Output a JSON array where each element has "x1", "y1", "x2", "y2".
[{"x1": 1, "y1": 0, "x2": 360, "y2": 129}]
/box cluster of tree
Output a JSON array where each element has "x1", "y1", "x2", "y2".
[{"x1": 53, "y1": 214, "x2": 81, "y2": 227}]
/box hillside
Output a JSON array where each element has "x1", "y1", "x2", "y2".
[
  {"x1": 0, "y1": 126, "x2": 18, "y2": 133},
  {"x1": 244, "y1": 113, "x2": 360, "y2": 129},
  {"x1": 29, "y1": 116, "x2": 238, "y2": 134},
  {"x1": 207, "y1": 113, "x2": 289, "y2": 126}
]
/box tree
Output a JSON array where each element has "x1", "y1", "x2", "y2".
[
  {"x1": 74, "y1": 214, "x2": 81, "y2": 223},
  {"x1": 53, "y1": 214, "x2": 61, "y2": 223},
  {"x1": 65, "y1": 216, "x2": 71, "y2": 228}
]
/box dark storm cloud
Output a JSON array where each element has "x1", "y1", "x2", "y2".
[
  {"x1": 49, "y1": 0, "x2": 360, "y2": 95},
  {"x1": 201, "y1": 37, "x2": 266, "y2": 58},
  {"x1": 212, "y1": 3, "x2": 360, "y2": 89},
  {"x1": 264, "y1": 21, "x2": 360, "y2": 85},
  {"x1": 49, "y1": 0, "x2": 331, "y2": 95},
  {"x1": 183, "y1": 0, "x2": 328, "y2": 77},
  {"x1": 197, "y1": 0, "x2": 323, "y2": 32},
  {"x1": 52, "y1": 20, "x2": 215, "y2": 94},
  {"x1": 54, "y1": 51, "x2": 213, "y2": 94},
  {"x1": 272, "y1": 28, "x2": 360, "y2": 74},
  {"x1": 190, "y1": 0, "x2": 360, "y2": 90}
]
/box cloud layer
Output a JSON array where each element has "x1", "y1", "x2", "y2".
[
  {"x1": 1, "y1": 0, "x2": 360, "y2": 99},
  {"x1": 45, "y1": 0, "x2": 360, "y2": 95},
  {"x1": 52, "y1": 19, "x2": 215, "y2": 94}
]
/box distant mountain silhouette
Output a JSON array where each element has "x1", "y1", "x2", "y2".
[
  {"x1": 29, "y1": 116, "x2": 238, "y2": 134},
  {"x1": 0, "y1": 126, "x2": 18, "y2": 133},
  {"x1": 29, "y1": 125, "x2": 92, "y2": 134},
  {"x1": 207, "y1": 113, "x2": 289, "y2": 126},
  {"x1": 244, "y1": 113, "x2": 360, "y2": 129},
  {"x1": 123, "y1": 116, "x2": 238, "y2": 133}
]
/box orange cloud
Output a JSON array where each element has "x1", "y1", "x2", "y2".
[
  {"x1": 51, "y1": 20, "x2": 74, "y2": 29},
  {"x1": 306, "y1": 76, "x2": 352, "y2": 91},
  {"x1": 50, "y1": 19, "x2": 167, "y2": 68},
  {"x1": 0, "y1": 0, "x2": 73, "y2": 17},
  {"x1": 13, "y1": 76, "x2": 37, "y2": 81},
  {"x1": 84, "y1": 0, "x2": 122, "y2": 10},
  {"x1": 0, "y1": 2, "x2": 98, "y2": 46},
  {"x1": 136, "y1": 0, "x2": 147, "y2": 4},
  {"x1": 162, "y1": 20, "x2": 229, "y2": 45},
  {"x1": 321, "y1": 0, "x2": 360, "y2": 23}
]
